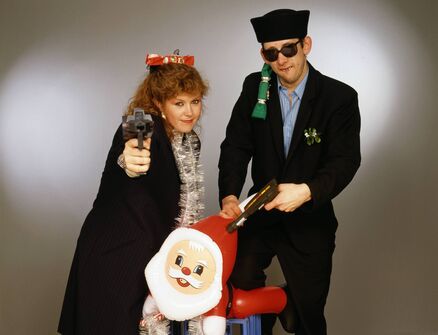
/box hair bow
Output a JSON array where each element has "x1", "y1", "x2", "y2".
[{"x1": 146, "y1": 53, "x2": 195, "y2": 66}]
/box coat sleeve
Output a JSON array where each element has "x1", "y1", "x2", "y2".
[
  {"x1": 218, "y1": 76, "x2": 255, "y2": 203},
  {"x1": 92, "y1": 124, "x2": 127, "y2": 207},
  {"x1": 306, "y1": 91, "x2": 361, "y2": 209}
]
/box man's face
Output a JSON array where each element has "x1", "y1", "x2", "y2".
[
  {"x1": 261, "y1": 37, "x2": 312, "y2": 91},
  {"x1": 165, "y1": 239, "x2": 217, "y2": 295}
]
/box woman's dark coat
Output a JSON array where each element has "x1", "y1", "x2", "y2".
[{"x1": 58, "y1": 116, "x2": 180, "y2": 335}]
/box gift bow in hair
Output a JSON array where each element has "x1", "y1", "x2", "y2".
[{"x1": 146, "y1": 53, "x2": 195, "y2": 66}]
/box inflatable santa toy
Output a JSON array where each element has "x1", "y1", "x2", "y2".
[{"x1": 140, "y1": 180, "x2": 294, "y2": 335}]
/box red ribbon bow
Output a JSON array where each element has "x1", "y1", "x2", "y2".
[{"x1": 145, "y1": 54, "x2": 195, "y2": 66}]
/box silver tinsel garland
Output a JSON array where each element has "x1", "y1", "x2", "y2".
[
  {"x1": 139, "y1": 315, "x2": 170, "y2": 335},
  {"x1": 171, "y1": 130, "x2": 205, "y2": 227},
  {"x1": 171, "y1": 130, "x2": 205, "y2": 334},
  {"x1": 139, "y1": 130, "x2": 205, "y2": 335}
]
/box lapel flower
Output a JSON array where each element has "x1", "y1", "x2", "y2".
[{"x1": 304, "y1": 128, "x2": 321, "y2": 145}]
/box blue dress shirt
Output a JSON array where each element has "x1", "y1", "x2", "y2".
[{"x1": 278, "y1": 71, "x2": 309, "y2": 156}]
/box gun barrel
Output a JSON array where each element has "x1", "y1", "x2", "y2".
[
  {"x1": 122, "y1": 109, "x2": 154, "y2": 149},
  {"x1": 225, "y1": 179, "x2": 278, "y2": 234},
  {"x1": 226, "y1": 216, "x2": 246, "y2": 233}
]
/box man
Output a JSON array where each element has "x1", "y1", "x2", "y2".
[{"x1": 218, "y1": 9, "x2": 361, "y2": 335}]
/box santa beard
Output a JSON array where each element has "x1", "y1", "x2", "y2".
[{"x1": 145, "y1": 227, "x2": 223, "y2": 321}]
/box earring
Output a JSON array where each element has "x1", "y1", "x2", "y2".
[{"x1": 161, "y1": 113, "x2": 166, "y2": 120}]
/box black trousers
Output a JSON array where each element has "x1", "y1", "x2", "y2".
[{"x1": 230, "y1": 222, "x2": 335, "y2": 335}]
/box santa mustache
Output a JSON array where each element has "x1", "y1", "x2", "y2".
[{"x1": 168, "y1": 266, "x2": 204, "y2": 289}]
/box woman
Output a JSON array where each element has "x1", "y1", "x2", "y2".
[{"x1": 58, "y1": 54, "x2": 208, "y2": 335}]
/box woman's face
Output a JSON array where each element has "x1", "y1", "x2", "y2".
[{"x1": 160, "y1": 92, "x2": 202, "y2": 133}]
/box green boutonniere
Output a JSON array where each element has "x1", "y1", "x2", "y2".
[{"x1": 304, "y1": 128, "x2": 321, "y2": 145}]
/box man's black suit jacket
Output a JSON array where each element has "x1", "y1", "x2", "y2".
[{"x1": 219, "y1": 63, "x2": 361, "y2": 252}]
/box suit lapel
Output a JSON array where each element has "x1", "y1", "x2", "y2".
[
  {"x1": 267, "y1": 73, "x2": 286, "y2": 162},
  {"x1": 285, "y1": 64, "x2": 318, "y2": 163}
]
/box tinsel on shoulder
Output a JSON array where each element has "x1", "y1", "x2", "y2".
[{"x1": 171, "y1": 129, "x2": 205, "y2": 228}]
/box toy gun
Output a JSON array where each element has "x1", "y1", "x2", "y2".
[
  {"x1": 122, "y1": 108, "x2": 154, "y2": 150},
  {"x1": 227, "y1": 179, "x2": 279, "y2": 232}
]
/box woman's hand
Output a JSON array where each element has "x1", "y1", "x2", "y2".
[{"x1": 122, "y1": 138, "x2": 152, "y2": 176}]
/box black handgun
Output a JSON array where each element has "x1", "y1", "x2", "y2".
[
  {"x1": 122, "y1": 108, "x2": 154, "y2": 150},
  {"x1": 226, "y1": 179, "x2": 279, "y2": 233}
]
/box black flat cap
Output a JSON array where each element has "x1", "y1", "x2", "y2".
[{"x1": 250, "y1": 9, "x2": 310, "y2": 43}]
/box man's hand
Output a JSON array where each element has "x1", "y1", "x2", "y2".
[
  {"x1": 123, "y1": 138, "x2": 151, "y2": 175},
  {"x1": 264, "y1": 183, "x2": 311, "y2": 212},
  {"x1": 219, "y1": 195, "x2": 242, "y2": 219}
]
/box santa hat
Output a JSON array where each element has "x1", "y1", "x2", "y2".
[{"x1": 189, "y1": 215, "x2": 237, "y2": 283}]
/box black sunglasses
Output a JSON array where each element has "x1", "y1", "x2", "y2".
[{"x1": 262, "y1": 40, "x2": 302, "y2": 62}]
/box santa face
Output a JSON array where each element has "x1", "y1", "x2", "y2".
[
  {"x1": 166, "y1": 240, "x2": 217, "y2": 294},
  {"x1": 145, "y1": 227, "x2": 223, "y2": 320}
]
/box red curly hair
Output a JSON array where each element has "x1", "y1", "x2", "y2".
[{"x1": 125, "y1": 63, "x2": 208, "y2": 137}]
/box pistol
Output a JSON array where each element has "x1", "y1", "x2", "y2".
[
  {"x1": 122, "y1": 108, "x2": 154, "y2": 150},
  {"x1": 226, "y1": 179, "x2": 279, "y2": 233}
]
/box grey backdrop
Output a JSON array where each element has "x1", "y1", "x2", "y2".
[{"x1": 1, "y1": 0, "x2": 437, "y2": 334}]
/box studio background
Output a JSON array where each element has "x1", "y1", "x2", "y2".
[{"x1": 0, "y1": 0, "x2": 437, "y2": 334}]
